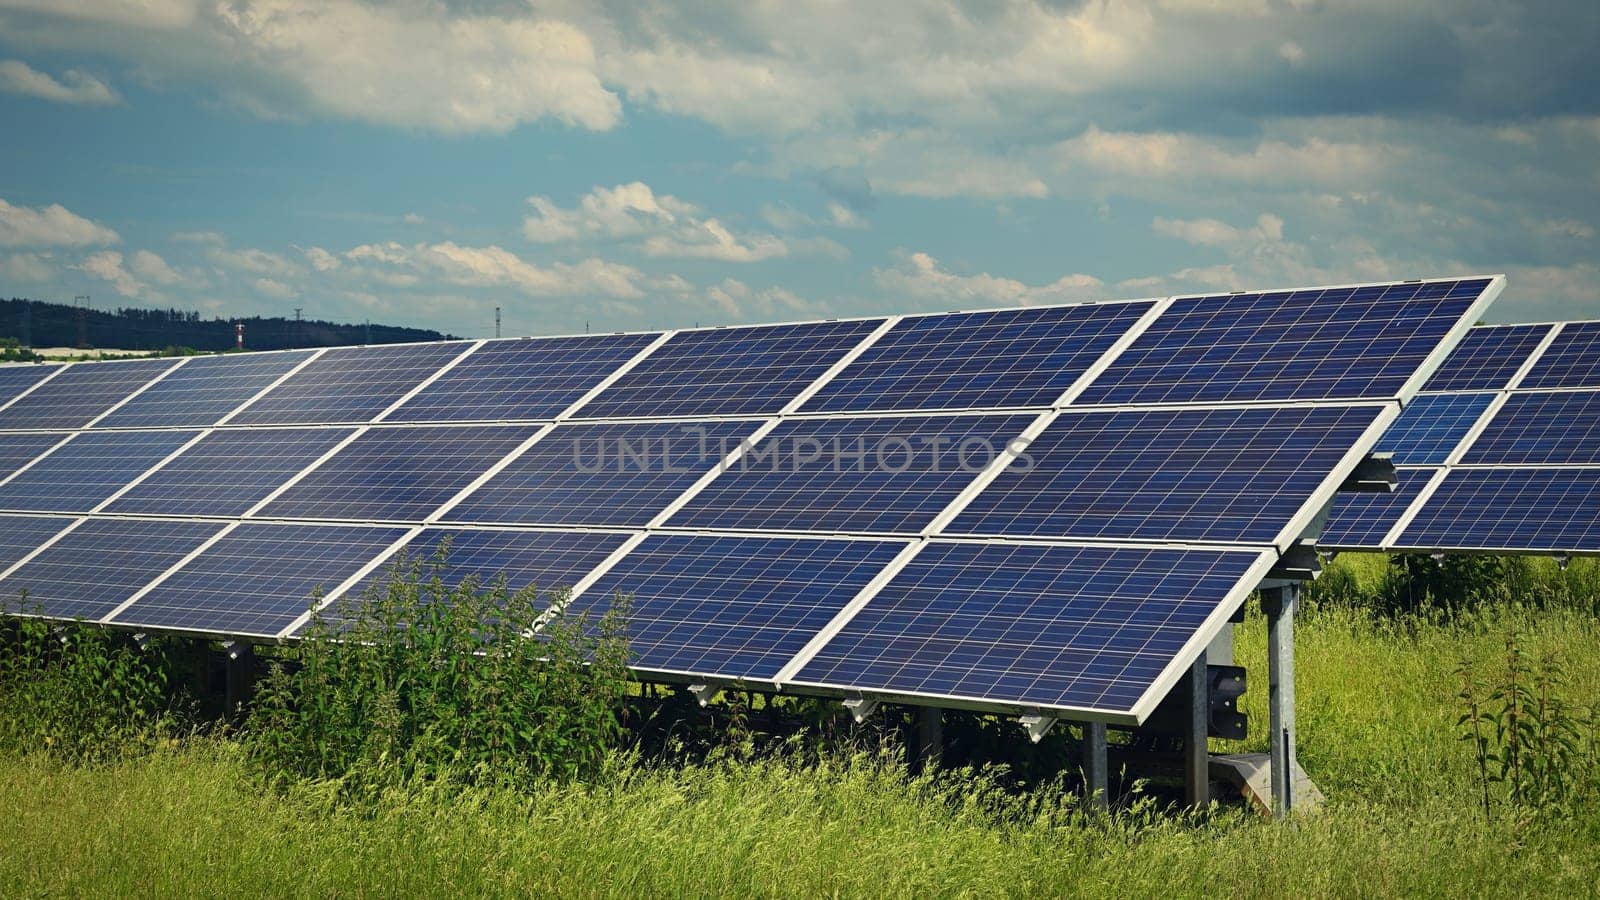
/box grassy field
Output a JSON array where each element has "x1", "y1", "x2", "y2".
[{"x1": 3, "y1": 558, "x2": 1600, "y2": 897}]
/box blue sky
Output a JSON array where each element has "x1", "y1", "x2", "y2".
[{"x1": 0, "y1": 1, "x2": 1596, "y2": 339}]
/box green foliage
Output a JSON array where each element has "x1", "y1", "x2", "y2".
[
  {"x1": 0, "y1": 610, "x2": 185, "y2": 763},
  {"x1": 1380, "y1": 553, "x2": 1511, "y2": 615},
  {"x1": 245, "y1": 542, "x2": 631, "y2": 799}
]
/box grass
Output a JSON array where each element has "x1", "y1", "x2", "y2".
[{"x1": 2, "y1": 557, "x2": 1599, "y2": 897}]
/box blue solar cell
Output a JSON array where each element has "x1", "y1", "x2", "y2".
[
  {"x1": 0, "y1": 430, "x2": 199, "y2": 513},
  {"x1": 110, "y1": 522, "x2": 410, "y2": 637},
  {"x1": 258, "y1": 424, "x2": 541, "y2": 521},
  {"x1": 1397, "y1": 468, "x2": 1600, "y2": 553},
  {"x1": 387, "y1": 333, "x2": 660, "y2": 423},
  {"x1": 572, "y1": 319, "x2": 884, "y2": 418},
  {"x1": 0, "y1": 433, "x2": 68, "y2": 478},
  {"x1": 566, "y1": 534, "x2": 906, "y2": 681},
  {"x1": 1377, "y1": 393, "x2": 1495, "y2": 464},
  {"x1": 94, "y1": 350, "x2": 317, "y2": 429},
  {"x1": 1521, "y1": 322, "x2": 1600, "y2": 389},
  {"x1": 1317, "y1": 467, "x2": 1436, "y2": 549},
  {"x1": 0, "y1": 357, "x2": 182, "y2": 429},
  {"x1": 799, "y1": 302, "x2": 1150, "y2": 413},
  {"x1": 104, "y1": 427, "x2": 357, "y2": 517},
  {"x1": 1460, "y1": 390, "x2": 1600, "y2": 465},
  {"x1": 0, "y1": 515, "x2": 76, "y2": 579},
  {"x1": 0, "y1": 364, "x2": 64, "y2": 408},
  {"x1": 230, "y1": 342, "x2": 473, "y2": 425},
  {"x1": 668, "y1": 414, "x2": 1037, "y2": 533},
  {"x1": 792, "y1": 542, "x2": 1265, "y2": 714},
  {"x1": 1421, "y1": 324, "x2": 1554, "y2": 392},
  {"x1": 443, "y1": 420, "x2": 757, "y2": 527},
  {"x1": 0, "y1": 518, "x2": 224, "y2": 621},
  {"x1": 946, "y1": 405, "x2": 1385, "y2": 543},
  {"x1": 1077, "y1": 278, "x2": 1494, "y2": 405}
]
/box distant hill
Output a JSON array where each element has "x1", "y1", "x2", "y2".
[{"x1": 0, "y1": 297, "x2": 456, "y2": 352}]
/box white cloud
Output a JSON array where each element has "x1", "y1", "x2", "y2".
[
  {"x1": 827, "y1": 202, "x2": 867, "y2": 229},
  {"x1": 128, "y1": 249, "x2": 182, "y2": 285},
  {"x1": 0, "y1": 59, "x2": 118, "y2": 105},
  {"x1": 346, "y1": 241, "x2": 646, "y2": 299},
  {"x1": 1277, "y1": 41, "x2": 1306, "y2": 66},
  {"x1": 875, "y1": 251, "x2": 1104, "y2": 308},
  {"x1": 1060, "y1": 126, "x2": 1394, "y2": 186},
  {"x1": 205, "y1": 245, "x2": 302, "y2": 278},
  {"x1": 0, "y1": 198, "x2": 119, "y2": 247},
  {"x1": 401, "y1": 212, "x2": 424, "y2": 225},
  {"x1": 303, "y1": 246, "x2": 340, "y2": 272},
  {"x1": 170, "y1": 230, "x2": 225, "y2": 245},
  {"x1": 524, "y1": 182, "x2": 804, "y2": 262},
  {"x1": 253, "y1": 277, "x2": 297, "y2": 300},
  {"x1": 76, "y1": 250, "x2": 143, "y2": 298},
  {"x1": 1153, "y1": 213, "x2": 1285, "y2": 248},
  {"x1": 0, "y1": 252, "x2": 54, "y2": 282}
]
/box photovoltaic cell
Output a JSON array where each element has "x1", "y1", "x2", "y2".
[
  {"x1": 1317, "y1": 467, "x2": 1436, "y2": 549},
  {"x1": 443, "y1": 420, "x2": 757, "y2": 527},
  {"x1": 94, "y1": 350, "x2": 317, "y2": 429},
  {"x1": 799, "y1": 302, "x2": 1150, "y2": 413},
  {"x1": 1420, "y1": 324, "x2": 1554, "y2": 392},
  {"x1": 111, "y1": 522, "x2": 410, "y2": 637},
  {"x1": 792, "y1": 542, "x2": 1267, "y2": 715},
  {"x1": 104, "y1": 427, "x2": 357, "y2": 517},
  {"x1": 328, "y1": 528, "x2": 631, "y2": 617},
  {"x1": 1521, "y1": 322, "x2": 1600, "y2": 389},
  {"x1": 567, "y1": 534, "x2": 906, "y2": 681},
  {"x1": 667, "y1": 414, "x2": 1036, "y2": 533},
  {"x1": 0, "y1": 357, "x2": 181, "y2": 430},
  {"x1": 387, "y1": 332, "x2": 660, "y2": 423},
  {"x1": 0, "y1": 433, "x2": 68, "y2": 478},
  {"x1": 0, "y1": 364, "x2": 64, "y2": 407},
  {"x1": 1458, "y1": 390, "x2": 1600, "y2": 465},
  {"x1": 1076, "y1": 278, "x2": 1494, "y2": 405},
  {"x1": 0, "y1": 518, "x2": 224, "y2": 621},
  {"x1": 1375, "y1": 392, "x2": 1495, "y2": 465},
  {"x1": 258, "y1": 424, "x2": 541, "y2": 521},
  {"x1": 946, "y1": 405, "x2": 1385, "y2": 544},
  {"x1": 1397, "y1": 468, "x2": 1600, "y2": 553},
  {"x1": 229, "y1": 342, "x2": 472, "y2": 425},
  {"x1": 0, "y1": 515, "x2": 75, "y2": 577},
  {"x1": 572, "y1": 319, "x2": 884, "y2": 419},
  {"x1": 0, "y1": 430, "x2": 199, "y2": 513}
]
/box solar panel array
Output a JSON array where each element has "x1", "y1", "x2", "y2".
[
  {"x1": 1321, "y1": 318, "x2": 1600, "y2": 556},
  {"x1": 0, "y1": 275, "x2": 1500, "y2": 724}
]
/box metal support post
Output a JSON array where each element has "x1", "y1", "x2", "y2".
[
  {"x1": 1185, "y1": 649, "x2": 1209, "y2": 807},
  {"x1": 1081, "y1": 721, "x2": 1108, "y2": 809},
  {"x1": 1263, "y1": 582, "x2": 1299, "y2": 818},
  {"x1": 917, "y1": 706, "x2": 943, "y2": 772},
  {"x1": 223, "y1": 642, "x2": 254, "y2": 721}
]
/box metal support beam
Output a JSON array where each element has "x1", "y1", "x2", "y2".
[
  {"x1": 917, "y1": 706, "x2": 943, "y2": 772},
  {"x1": 1184, "y1": 649, "x2": 1209, "y2": 807},
  {"x1": 222, "y1": 641, "x2": 254, "y2": 721},
  {"x1": 1263, "y1": 582, "x2": 1300, "y2": 818},
  {"x1": 1081, "y1": 721, "x2": 1108, "y2": 810}
]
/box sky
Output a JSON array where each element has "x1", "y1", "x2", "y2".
[{"x1": 0, "y1": 1, "x2": 1596, "y2": 340}]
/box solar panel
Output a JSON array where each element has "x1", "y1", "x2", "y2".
[
  {"x1": 0, "y1": 430, "x2": 199, "y2": 513},
  {"x1": 571, "y1": 319, "x2": 883, "y2": 419},
  {"x1": 1420, "y1": 324, "x2": 1554, "y2": 392},
  {"x1": 1317, "y1": 468, "x2": 1435, "y2": 549},
  {"x1": 0, "y1": 515, "x2": 75, "y2": 576},
  {"x1": 798, "y1": 302, "x2": 1151, "y2": 413},
  {"x1": 104, "y1": 427, "x2": 357, "y2": 517},
  {"x1": 324, "y1": 528, "x2": 632, "y2": 619},
  {"x1": 442, "y1": 420, "x2": 757, "y2": 527},
  {"x1": 946, "y1": 405, "x2": 1386, "y2": 544},
  {"x1": 0, "y1": 357, "x2": 181, "y2": 430},
  {"x1": 1396, "y1": 468, "x2": 1600, "y2": 554},
  {"x1": 1375, "y1": 392, "x2": 1495, "y2": 465},
  {"x1": 666, "y1": 413, "x2": 1037, "y2": 533},
  {"x1": 0, "y1": 364, "x2": 64, "y2": 407},
  {"x1": 791, "y1": 542, "x2": 1268, "y2": 716},
  {"x1": 0, "y1": 433, "x2": 68, "y2": 478},
  {"x1": 386, "y1": 333, "x2": 660, "y2": 423},
  {"x1": 1077, "y1": 278, "x2": 1495, "y2": 405},
  {"x1": 257, "y1": 424, "x2": 542, "y2": 521},
  {"x1": 110, "y1": 522, "x2": 411, "y2": 637},
  {"x1": 1520, "y1": 322, "x2": 1600, "y2": 389},
  {"x1": 0, "y1": 518, "x2": 224, "y2": 621},
  {"x1": 93, "y1": 350, "x2": 317, "y2": 429},
  {"x1": 566, "y1": 534, "x2": 907, "y2": 681},
  {"x1": 1458, "y1": 390, "x2": 1600, "y2": 465},
  {"x1": 229, "y1": 342, "x2": 472, "y2": 425}
]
